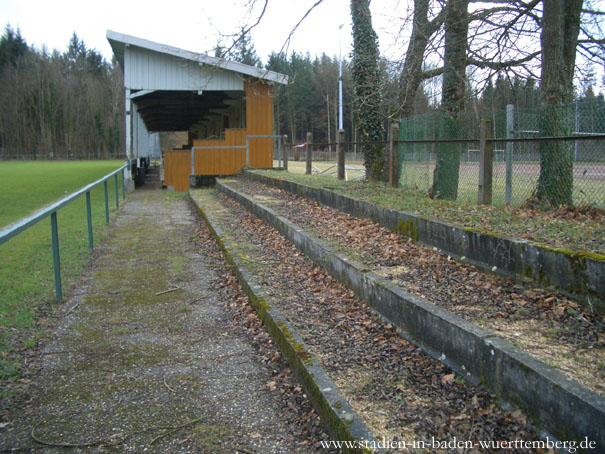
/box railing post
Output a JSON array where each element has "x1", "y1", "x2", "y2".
[
  {"x1": 104, "y1": 181, "x2": 109, "y2": 225},
  {"x1": 246, "y1": 136, "x2": 250, "y2": 168},
  {"x1": 114, "y1": 174, "x2": 119, "y2": 210},
  {"x1": 86, "y1": 191, "x2": 93, "y2": 251},
  {"x1": 122, "y1": 168, "x2": 126, "y2": 200},
  {"x1": 479, "y1": 117, "x2": 494, "y2": 204},
  {"x1": 306, "y1": 132, "x2": 312, "y2": 175},
  {"x1": 283, "y1": 135, "x2": 288, "y2": 171},
  {"x1": 389, "y1": 123, "x2": 400, "y2": 187},
  {"x1": 50, "y1": 211, "x2": 62, "y2": 301},
  {"x1": 337, "y1": 129, "x2": 345, "y2": 180}
]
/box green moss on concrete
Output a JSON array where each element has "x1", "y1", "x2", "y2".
[
  {"x1": 395, "y1": 219, "x2": 418, "y2": 242},
  {"x1": 539, "y1": 246, "x2": 605, "y2": 262}
]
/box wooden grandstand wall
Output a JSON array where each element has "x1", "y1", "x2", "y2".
[
  {"x1": 163, "y1": 150, "x2": 190, "y2": 191},
  {"x1": 163, "y1": 78, "x2": 274, "y2": 191}
]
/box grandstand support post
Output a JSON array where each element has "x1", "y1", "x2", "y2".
[
  {"x1": 505, "y1": 104, "x2": 514, "y2": 205},
  {"x1": 283, "y1": 135, "x2": 288, "y2": 171},
  {"x1": 389, "y1": 123, "x2": 400, "y2": 187},
  {"x1": 306, "y1": 132, "x2": 313, "y2": 175},
  {"x1": 479, "y1": 117, "x2": 494, "y2": 204},
  {"x1": 337, "y1": 129, "x2": 345, "y2": 180}
]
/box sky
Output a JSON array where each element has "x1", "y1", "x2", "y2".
[{"x1": 0, "y1": 0, "x2": 408, "y2": 64}]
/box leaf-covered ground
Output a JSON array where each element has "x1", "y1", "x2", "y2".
[
  {"x1": 253, "y1": 170, "x2": 605, "y2": 256},
  {"x1": 225, "y1": 178, "x2": 605, "y2": 397},
  {"x1": 194, "y1": 188, "x2": 550, "y2": 453}
]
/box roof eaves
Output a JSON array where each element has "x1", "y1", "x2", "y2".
[{"x1": 106, "y1": 30, "x2": 289, "y2": 85}]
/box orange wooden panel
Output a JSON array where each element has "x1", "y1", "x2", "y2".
[
  {"x1": 245, "y1": 79, "x2": 273, "y2": 168},
  {"x1": 164, "y1": 150, "x2": 191, "y2": 191}
]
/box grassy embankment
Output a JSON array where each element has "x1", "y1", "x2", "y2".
[
  {"x1": 261, "y1": 165, "x2": 604, "y2": 256},
  {"x1": 0, "y1": 161, "x2": 125, "y2": 384}
]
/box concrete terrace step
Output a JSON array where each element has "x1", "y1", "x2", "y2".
[
  {"x1": 243, "y1": 169, "x2": 605, "y2": 315},
  {"x1": 189, "y1": 188, "x2": 378, "y2": 453},
  {"x1": 215, "y1": 178, "x2": 605, "y2": 452}
]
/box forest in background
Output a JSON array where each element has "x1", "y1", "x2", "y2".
[
  {"x1": 0, "y1": 26, "x2": 124, "y2": 160},
  {"x1": 0, "y1": 15, "x2": 603, "y2": 158}
]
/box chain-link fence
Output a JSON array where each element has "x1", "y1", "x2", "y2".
[{"x1": 398, "y1": 100, "x2": 605, "y2": 208}]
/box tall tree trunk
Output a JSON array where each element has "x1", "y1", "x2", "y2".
[
  {"x1": 399, "y1": 0, "x2": 444, "y2": 118},
  {"x1": 350, "y1": 0, "x2": 385, "y2": 181},
  {"x1": 431, "y1": 0, "x2": 469, "y2": 200},
  {"x1": 536, "y1": 0, "x2": 582, "y2": 207}
]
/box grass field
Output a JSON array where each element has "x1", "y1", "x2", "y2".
[
  {"x1": 401, "y1": 161, "x2": 605, "y2": 208},
  {"x1": 0, "y1": 161, "x2": 125, "y2": 383},
  {"x1": 273, "y1": 159, "x2": 365, "y2": 180}
]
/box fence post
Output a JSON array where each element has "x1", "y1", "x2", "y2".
[
  {"x1": 337, "y1": 129, "x2": 345, "y2": 180},
  {"x1": 283, "y1": 135, "x2": 288, "y2": 170},
  {"x1": 50, "y1": 211, "x2": 62, "y2": 301},
  {"x1": 86, "y1": 191, "x2": 93, "y2": 251},
  {"x1": 306, "y1": 132, "x2": 312, "y2": 175},
  {"x1": 278, "y1": 136, "x2": 282, "y2": 168},
  {"x1": 505, "y1": 104, "x2": 514, "y2": 205},
  {"x1": 389, "y1": 122, "x2": 400, "y2": 187},
  {"x1": 478, "y1": 117, "x2": 494, "y2": 204}
]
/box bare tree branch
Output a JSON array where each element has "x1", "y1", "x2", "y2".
[
  {"x1": 277, "y1": 0, "x2": 325, "y2": 57},
  {"x1": 219, "y1": 0, "x2": 269, "y2": 59}
]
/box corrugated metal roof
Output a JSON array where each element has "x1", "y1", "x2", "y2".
[{"x1": 107, "y1": 30, "x2": 288, "y2": 86}]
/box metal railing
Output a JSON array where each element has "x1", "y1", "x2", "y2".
[{"x1": 0, "y1": 164, "x2": 128, "y2": 301}]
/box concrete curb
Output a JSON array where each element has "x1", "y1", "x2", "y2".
[
  {"x1": 243, "y1": 170, "x2": 605, "y2": 314},
  {"x1": 217, "y1": 180, "x2": 605, "y2": 451},
  {"x1": 188, "y1": 191, "x2": 379, "y2": 454}
]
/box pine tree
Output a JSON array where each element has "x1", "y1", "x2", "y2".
[
  {"x1": 0, "y1": 25, "x2": 28, "y2": 70},
  {"x1": 233, "y1": 29, "x2": 262, "y2": 67}
]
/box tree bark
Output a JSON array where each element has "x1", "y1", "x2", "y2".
[
  {"x1": 399, "y1": 0, "x2": 445, "y2": 118},
  {"x1": 536, "y1": 0, "x2": 583, "y2": 207},
  {"x1": 431, "y1": 0, "x2": 469, "y2": 200}
]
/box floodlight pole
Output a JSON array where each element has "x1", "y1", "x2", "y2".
[{"x1": 338, "y1": 24, "x2": 344, "y2": 131}]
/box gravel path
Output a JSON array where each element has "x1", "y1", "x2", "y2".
[
  {"x1": 194, "y1": 188, "x2": 544, "y2": 454},
  {"x1": 0, "y1": 187, "x2": 330, "y2": 453},
  {"x1": 225, "y1": 177, "x2": 605, "y2": 397}
]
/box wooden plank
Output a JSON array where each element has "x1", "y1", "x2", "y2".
[{"x1": 164, "y1": 150, "x2": 190, "y2": 191}]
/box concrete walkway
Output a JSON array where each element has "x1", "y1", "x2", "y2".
[{"x1": 1, "y1": 186, "x2": 324, "y2": 453}]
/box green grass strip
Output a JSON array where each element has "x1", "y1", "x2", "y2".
[{"x1": 0, "y1": 160, "x2": 125, "y2": 384}]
